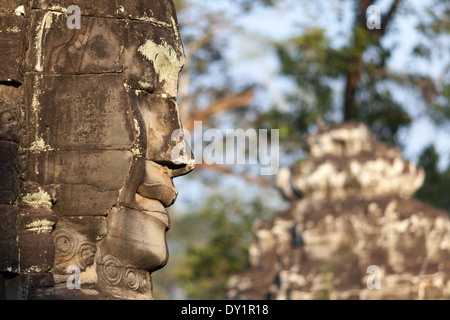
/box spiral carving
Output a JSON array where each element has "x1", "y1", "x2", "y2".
[
  {"x1": 101, "y1": 255, "x2": 123, "y2": 286},
  {"x1": 76, "y1": 242, "x2": 97, "y2": 269},
  {"x1": 54, "y1": 229, "x2": 78, "y2": 262},
  {"x1": 99, "y1": 256, "x2": 151, "y2": 294},
  {"x1": 124, "y1": 266, "x2": 140, "y2": 291}
]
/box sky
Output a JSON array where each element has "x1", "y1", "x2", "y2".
[
  {"x1": 171, "y1": 0, "x2": 450, "y2": 214},
  {"x1": 219, "y1": 0, "x2": 450, "y2": 170}
]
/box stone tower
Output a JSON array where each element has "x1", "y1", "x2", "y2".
[{"x1": 227, "y1": 122, "x2": 450, "y2": 300}]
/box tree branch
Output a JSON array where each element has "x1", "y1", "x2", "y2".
[
  {"x1": 381, "y1": 0, "x2": 403, "y2": 33},
  {"x1": 196, "y1": 163, "x2": 273, "y2": 187},
  {"x1": 184, "y1": 89, "x2": 255, "y2": 131}
]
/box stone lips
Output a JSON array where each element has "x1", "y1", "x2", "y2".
[{"x1": 100, "y1": 204, "x2": 170, "y2": 271}]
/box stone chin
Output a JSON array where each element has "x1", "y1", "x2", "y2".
[{"x1": 98, "y1": 203, "x2": 170, "y2": 272}]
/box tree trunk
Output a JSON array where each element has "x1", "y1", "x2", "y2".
[{"x1": 342, "y1": 0, "x2": 402, "y2": 121}]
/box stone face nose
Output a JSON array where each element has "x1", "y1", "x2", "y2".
[{"x1": 128, "y1": 91, "x2": 195, "y2": 176}]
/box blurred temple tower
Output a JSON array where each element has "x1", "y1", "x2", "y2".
[{"x1": 227, "y1": 122, "x2": 450, "y2": 300}]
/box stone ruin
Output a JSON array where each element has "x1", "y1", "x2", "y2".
[
  {"x1": 0, "y1": 1, "x2": 193, "y2": 300},
  {"x1": 227, "y1": 122, "x2": 450, "y2": 300}
]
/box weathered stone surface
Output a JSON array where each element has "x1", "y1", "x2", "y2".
[
  {"x1": 22, "y1": 150, "x2": 133, "y2": 189},
  {"x1": 0, "y1": 13, "x2": 26, "y2": 82},
  {"x1": 0, "y1": 141, "x2": 19, "y2": 204},
  {"x1": 117, "y1": 0, "x2": 178, "y2": 25},
  {"x1": 18, "y1": 208, "x2": 57, "y2": 232},
  {"x1": 57, "y1": 216, "x2": 107, "y2": 243},
  {"x1": 29, "y1": 272, "x2": 54, "y2": 289},
  {"x1": 123, "y1": 20, "x2": 185, "y2": 96},
  {"x1": 99, "y1": 204, "x2": 169, "y2": 271},
  {"x1": 129, "y1": 92, "x2": 185, "y2": 163},
  {"x1": 31, "y1": 0, "x2": 179, "y2": 25},
  {"x1": 53, "y1": 226, "x2": 97, "y2": 273},
  {"x1": 137, "y1": 161, "x2": 178, "y2": 207},
  {"x1": 0, "y1": 205, "x2": 19, "y2": 273},
  {"x1": 32, "y1": 0, "x2": 118, "y2": 18},
  {"x1": 18, "y1": 181, "x2": 57, "y2": 209},
  {"x1": 228, "y1": 122, "x2": 450, "y2": 300},
  {"x1": 26, "y1": 11, "x2": 124, "y2": 74},
  {"x1": 17, "y1": 207, "x2": 57, "y2": 273},
  {"x1": 0, "y1": 0, "x2": 28, "y2": 11},
  {"x1": 18, "y1": 233, "x2": 55, "y2": 273},
  {"x1": 22, "y1": 74, "x2": 135, "y2": 150},
  {"x1": 0, "y1": 84, "x2": 22, "y2": 143},
  {"x1": 52, "y1": 184, "x2": 119, "y2": 217},
  {"x1": 96, "y1": 253, "x2": 153, "y2": 300},
  {"x1": 1, "y1": 0, "x2": 192, "y2": 300},
  {"x1": 25, "y1": 8, "x2": 184, "y2": 97}
]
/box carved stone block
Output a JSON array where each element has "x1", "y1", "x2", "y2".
[
  {"x1": 57, "y1": 216, "x2": 107, "y2": 243},
  {"x1": 17, "y1": 208, "x2": 57, "y2": 273},
  {"x1": 0, "y1": 85, "x2": 23, "y2": 143},
  {"x1": 31, "y1": 0, "x2": 178, "y2": 24},
  {"x1": 32, "y1": 0, "x2": 118, "y2": 18},
  {"x1": 0, "y1": 13, "x2": 26, "y2": 82},
  {"x1": 53, "y1": 184, "x2": 119, "y2": 216},
  {"x1": 97, "y1": 253, "x2": 152, "y2": 300},
  {"x1": 22, "y1": 150, "x2": 133, "y2": 190},
  {"x1": 117, "y1": 0, "x2": 178, "y2": 25},
  {"x1": 29, "y1": 272, "x2": 54, "y2": 289},
  {"x1": 100, "y1": 205, "x2": 169, "y2": 271},
  {"x1": 123, "y1": 20, "x2": 185, "y2": 96},
  {"x1": 129, "y1": 93, "x2": 184, "y2": 164},
  {"x1": 26, "y1": 11, "x2": 123, "y2": 74},
  {"x1": 1, "y1": 0, "x2": 192, "y2": 300},
  {"x1": 0, "y1": 141, "x2": 18, "y2": 204},
  {"x1": 18, "y1": 233, "x2": 54, "y2": 273},
  {"x1": 0, "y1": 1, "x2": 29, "y2": 11},
  {"x1": 53, "y1": 227, "x2": 97, "y2": 273},
  {"x1": 0, "y1": 204, "x2": 19, "y2": 273},
  {"x1": 22, "y1": 74, "x2": 135, "y2": 150}
]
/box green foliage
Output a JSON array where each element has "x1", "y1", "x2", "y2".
[
  {"x1": 355, "y1": 88, "x2": 412, "y2": 146},
  {"x1": 169, "y1": 194, "x2": 272, "y2": 299},
  {"x1": 415, "y1": 145, "x2": 450, "y2": 212},
  {"x1": 255, "y1": 0, "x2": 449, "y2": 150},
  {"x1": 256, "y1": 29, "x2": 340, "y2": 151}
]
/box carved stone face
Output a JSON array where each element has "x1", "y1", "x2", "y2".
[{"x1": 0, "y1": 0, "x2": 192, "y2": 300}]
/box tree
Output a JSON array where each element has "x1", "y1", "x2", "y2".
[
  {"x1": 415, "y1": 145, "x2": 450, "y2": 212},
  {"x1": 254, "y1": 0, "x2": 449, "y2": 148},
  {"x1": 153, "y1": 0, "x2": 450, "y2": 299},
  {"x1": 154, "y1": 193, "x2": 273, "y2": 299}
]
